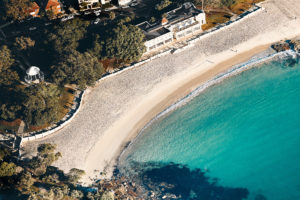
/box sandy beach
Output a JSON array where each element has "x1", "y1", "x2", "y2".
[{"x1": 23, "y1": 0, "x2": 300, "y2": 184}]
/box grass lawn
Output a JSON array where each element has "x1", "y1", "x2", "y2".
[
  {"x1": 231, "y1": 0, "x2": 265, "y2": 14},
  {"x1": 0, "y1": 119, "x2": 21, "y2": 134},
  {"x1": 202, "y1": 11, "x2": 232, "y2": 31},
  {"x1": 202, "y1": 0, "x2": 264, "y2": 31}
]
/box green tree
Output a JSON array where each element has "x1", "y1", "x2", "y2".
[
  {"x1": 14, "y1": 36, "x2": 35, "y2": 51},
  {"x1": 70, "y1": 189, "x2": 84, "y2": 199},
  {"x1": 100, "y1": 191, "x2": 114, "y2": 200},
  {"x1": 221, "y1": 0, "x2": 236, "y2": 7},
  {"x1": 18, "y1": 171, "x2": 34, "y2": 190},
  {"x1": 29, "y1": 143, "x2": 62, "y2": 175},
  {"x1": 47, "y1": 19, "x2": 89, "y2": 54},
  {"x1": 51, "y1": 50, "x2": 104, "y2": 88},
  {"x1": 0, "y1": 46, "x2": 19, "y2": 85},
  {"x1": 0, "y1": 104, "x2": 21, "y2": 121},
  {"x1": 67, "y1": 168, "x2": 85, "y2": 184},
  {"x1": 109, "y1": 12, "x2": 116, "y2": 20},
  {"x1": 0, "y1": 162, "x2": 16, "y2": 177},
  {"x1": 156, "y1": 0, "x2": 172, "y2": 11},
  {"x1": 88, "y1": 34, "x2": 103, "y2": 59},
  {"x1": 4, "y1": 0, "x2": 32, "y2": 21},
  {"x1": 22, "y1": 83, "x2": 61, "y2": 126},
  {"x1": 105, "y1": 24, "x2": 146, "y2": 64}
]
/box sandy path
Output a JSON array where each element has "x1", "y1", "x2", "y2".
[{"x1": 23, "y1": 0, "x2": 300, "y2": 184}]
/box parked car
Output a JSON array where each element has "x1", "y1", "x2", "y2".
[
  {"x1": 61, "y1": 14, "x2": 74, "y2": 22},
  {"x1": 84, "y1": 11, "x2": 92, "y2": 15},
  {"x1": 93, "y1": 18, "x2": 101, "y2": 24},
  {"x1": 29, "y1": 27, "x2": 36, "y2": 31},
  {"x1": 130, "y1": 1, "x2": 138, "y2": 6},
  {"x1": 94, "y1": 10, "x2": 101, "y2": 16}
]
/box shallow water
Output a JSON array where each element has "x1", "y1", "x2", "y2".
[{"x1": 120, "y1": 59, "x2": 300, "y2": 200}]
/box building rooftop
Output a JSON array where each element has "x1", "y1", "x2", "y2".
[
  {"x1": 165, "y1": 2, "x2": 203, "y2": 25},
  {"x1": 137, "y1": 2, "x2": 203, "y2": 41},
  {"x1": 137, "y1": 21, "x2": 170, "y2": 41},
  {"x1": 46, "y1": 0, "x2": 60, "y2": 10}
]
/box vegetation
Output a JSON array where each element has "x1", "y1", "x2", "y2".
[
  {"x1": 0, "y1": 46, "x2": 19, "y2": 86},
  {"x1": 14, "y1": 36, "x2": 35, "y2": 51},
  {"x1": 47, "y1": 19, "x2": 89, "y2": 54},
  {"x1": 22, "y1": 83, "x2": 61, "y2": 126},
  {"x1": 109, "y1": 12, "x2": 116, "y2": 20},
  {"x1": 105, "y1": 24, "x2": 146, "y2": 65},
  {"x1": 156, "y1": 0, "x2": 172, "y2": 11},
  {"x1": 3, "y1": 0, "x2": 32, "y2": 21},
  {"x1": 221, "y1": 0, "x2": 236, "y2": 7},
  {"x1": 0, "y1": 143, "x2": 90, "y2": 199},
  {"x1": 51, "y1": 50, "x2": 105, "y2": 89}
]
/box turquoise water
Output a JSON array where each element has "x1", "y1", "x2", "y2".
[{"x1": 120, "y1": 59, "x2": 300, "y2": 200}]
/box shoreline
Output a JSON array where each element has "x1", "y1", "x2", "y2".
[
  {"x1": 119, "y1": 45, "x2": 277, "y2": 166},
  {"x1": 117, "y1": 48, "x2": 297, "y2": 164},
  {"x1": 22, "y1": 0, "x2": 300, "y2": 185},
  {"x1": 83, "y1": 32, "x2": 300, "y2": 183},
  {"x1": 81, "y1": 43, "x2": 274, "y2": 184}
]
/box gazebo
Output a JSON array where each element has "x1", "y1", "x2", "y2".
[{"x1": 24, "y1": 66, "x2": 44, "y2": 84}]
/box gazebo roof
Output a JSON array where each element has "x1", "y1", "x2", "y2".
[{"x1": 26, "y1": 66, "x2": 40, "y2": 76}]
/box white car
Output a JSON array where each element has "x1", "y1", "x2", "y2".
[
  {"x1": 67, "y1": 14, "x2": 74, "y2": 19},
  {"x1": 61, "y1": 14, "x2": 74, "y2": 22},
  {"x1": 29, "y1": 27, "x2": 36, "y2": 31},
  {"x1": 61, "y1": 16, "x2": 69, "y2": 22},
  {"x1": 94, "y1": 10, "x2": 101, "y2": 16},
  {"x1": 93, "y1": 18, "x2": 100, "y2": 24}
]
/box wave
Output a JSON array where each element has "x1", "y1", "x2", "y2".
[{"x1": 117, "y1": 49, "x2": 299, "y2": 163}]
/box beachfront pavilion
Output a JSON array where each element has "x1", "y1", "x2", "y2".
[{"x1": 24, "y1": 66, "x2": 44, "y2": 84}]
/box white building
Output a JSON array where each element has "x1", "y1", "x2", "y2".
[
  {"x1": 137, "y1": 2, "x2": 206, "y2": 52},
  {"x1": 25, "y1": 66, "x2": 44, "y2": 84},
  {"x1": 78, "y1": 0, "x2": 102, "y2": 11},
  {"x1": 118, "y1": 0, "x2": 132, "y2": 6},
  {"x1": 101, "y1": 0, "x2": 110, "y2": 4}
]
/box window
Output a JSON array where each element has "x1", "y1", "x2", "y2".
[
  {"x1": 177, "y1": 33, "x2": 184, "y2": 38},
  {"x1": 165, "y1": 38, "x2": 172, "y2": 43},
  {"x1": 194, "y1": 26, "x2": 200, "y2": 31},
  {"x1": 157, "y1": 42, "x2": 164, "y2": 47},
  {"x1": 149, "y1": 45, "x2": 156, "y2": 50}
]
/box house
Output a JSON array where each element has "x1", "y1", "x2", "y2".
[
  {"x1": 137, "y1": 21, "x2": 174, "y2": 52},
  {"x1": 137, "y1": 2, "x2": 206, "y2": 52},
  {"x1": 45, "y1": 0, "x2": 63, "y2": 16},
  {"x1": 26, "y1": 2, "x2": 40, "y2": 17},
  {"x1": 78, "y1": 0, "x2": 101, "y2": 11},
  {"x1": 101, "y1": 0, "x2": 111, "y2": 4},
  {"x1": 118, "y1": 0, "x2": 132, "y2": 6}
]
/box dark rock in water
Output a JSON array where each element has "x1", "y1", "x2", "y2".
[
  {"x1": 117, "y1": 162, "x2": 249, "y2": 200},
  {"x1": 271, "y1": 42, "x2": 290, "y2": 52}
]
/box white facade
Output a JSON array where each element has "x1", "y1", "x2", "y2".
[
  {"x1": 78, "y1": 0, "x2": 98, "y2": 4},
  {"x1": 78, "y1": 0, "x2": 100, "y2": 11},
  {"x1": 145, "y1": 31, "x2": 174, "y2": 52},
  {"x1": 140, "y1": 3, "x2": 206, "y2": 53},
  {"x1": 118, "y1": 0, "x2": 131, "y2": 6},
  {"x1": 101, "y1": 0, "x2": 110, "y2": 4},
  {"x1": 25, "y1": 66, "x2": 44, "y2": 84}
]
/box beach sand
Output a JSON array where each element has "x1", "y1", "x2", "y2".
[{"x1": 23, "y1": 0, "x2": 300, "y2": 184}]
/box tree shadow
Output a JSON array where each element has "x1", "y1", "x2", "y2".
[{"x1": 122, "y1": 161, "x2": 249, "y2": 200}]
